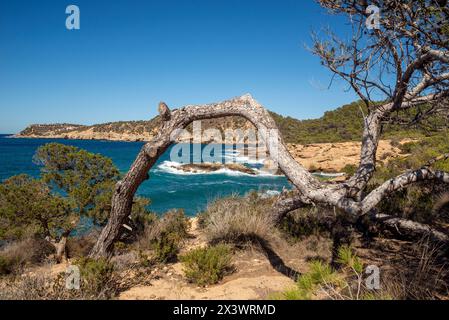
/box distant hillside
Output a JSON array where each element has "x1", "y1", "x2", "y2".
[{"x1": 17, "y1": 101, "x2": 444, "y2": 144}]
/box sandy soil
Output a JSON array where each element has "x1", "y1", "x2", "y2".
[{"x1": 117, "y1": 218, "x2": 329, "y2": 300}]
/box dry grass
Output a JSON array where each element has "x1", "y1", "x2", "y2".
[
  {"x1": 0, "y1": 237, "x2": 54, "y2": 275},
  {"x1": 347, "y1": 237, "x2": 449, "y2": 300},
  {"x1": 199, "y1": 193, "x2": 276, "y2": 245},
  {"x1": 0, "y1": 272, "x2": 119, "y2": 300},
  {"x1": 392, "y1": 237, "x2": 448, "y2": 299},
  {"x1": 0, "y1": 272, "x2": 63, "y2": 300},
  {"x1": 273, "y1": 238, "x2": 449, "y2": 300}
]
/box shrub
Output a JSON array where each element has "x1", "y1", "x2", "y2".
[
  {"x1": 66, "y1": 232, "x2": 98, "y2": 258},
  {"x1": 0, "y1": 273, "x2": 61, "y2": 300},
  {"x1": 75, "y1": 257, "x2": 117, "y2": 299},
  {"x1": 342, "y1": 164, "x2": 357, "y2": 176},
  {"x1": 200, "y1": 193, "x2": 275, "y2": 244},
  {"x1": 0, "y1": 238, "x2": 54, "y2": 275},
  {"x1": 137, "y1": 209, "x2": 189, "y2": 263},
  {"x1": 180, "y1": 244, "x2": 233, "y2": 286},
  {"x1": 152, "y1": 231, "x2": 180, "y2": 263},
  {"x1": 0, "y1": 256, "x2": 13, "y2": 275},
  {"x1": 279, "y1": 206, "x2": 332, "y2": 240},
  {"x1": 337, "y1": 245, "x2": 363, "y2": 274},
  {"x1": 0, "y1": 269, "x2": 118, "y2": 300},
  {"x1": 272, "y1": 260, "x2": 342, "y2": 300}
]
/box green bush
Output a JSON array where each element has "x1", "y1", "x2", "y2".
[
  {"x1": 152, "y1": 231, "x2": 180, "y2": 263},
  {"x1": 337, "y1": 245, "x2": 363, "y2": 274},
  {"x1": 366, "y1": 132, "x2": 449, "y2": 225},
  {"x1": 75, "y1": 257, "x2": 116, "y2": 298},
  {"x1": 138, "y1": 209, "x2": 189, "y2": 263},
  {"x1": 180, "y1": 244, "x2": 233, "y2": 286},
  {"x1": 342, "y1": 164, "x2": 357, "y2": 176}
]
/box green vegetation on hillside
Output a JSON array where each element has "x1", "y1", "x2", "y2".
[
  {"x1": 19, "y1": 100, "x2": 448, "y2": 144},
  {"x1": 270, "y1": 101, "x2": 447, "y2": 144}
]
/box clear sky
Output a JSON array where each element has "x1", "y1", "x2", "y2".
[{"x1": 0, "y1": 0, "x2": 357, "y2": 133}]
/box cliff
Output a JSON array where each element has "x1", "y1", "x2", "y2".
[{"x1": 16, "y1": 100, "x2": 434, "y2": 144}]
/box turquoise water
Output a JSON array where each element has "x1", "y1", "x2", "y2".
[{"x1": 0, "y1": 134, "x2": 291, "y2": 216}]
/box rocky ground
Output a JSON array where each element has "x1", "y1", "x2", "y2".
[
  {"x1": 117, "y1": 218, "x2": 321, "y2": 300},
  {"x1": 288, "y1": 139, "x2": 411, "y2": 172}
]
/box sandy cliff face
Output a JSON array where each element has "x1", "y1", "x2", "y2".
[{"x1": 287, "y1": 140, "x2": 410, "y2": 172}]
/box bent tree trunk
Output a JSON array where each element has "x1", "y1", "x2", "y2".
[
  {"x1": 90, "y1": 94, "x2": 325, "y2": 258},
  {"x1": 90, "y1": 94, "x2": 449, "y2": 258}
]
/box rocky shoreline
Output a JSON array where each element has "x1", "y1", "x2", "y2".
[
  {"x1": 170, "y1": 163, "x2": 259, "y2": 175},
  {"x1": 12, "y1": 133, "x2": 410, "y2": 173}
]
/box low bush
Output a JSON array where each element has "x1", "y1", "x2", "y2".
[
  {"x1": 273, "y1": 260, "x2": 342, "y2": 300},
  {"x1": 0, "y1": 256, "x2": 13, "y2": 275},
  {"x1": 180, "y1": 244, "x2": 233, "y2": 286},
  {"x1": 66, "y1": 232, "x2": 99, "y2": 258},
  {"x1": 152, "y1": 231, "x2": 181, "y2": 263},
  {"x1": 137, "y1": 209, "x2": 189, "y2": 263},
  {"x1": 199, "y1": 193, "x2": 275, "y2": 245},
  {"x1": 0, "y1": 268, "x2": 118, "y2": 300},
  {"x1": 279, "y1": 206, "x2": 333, "y2": 240},
  {"x1": 0, "y1": 237, "x2": 54, "y2": 275},
  {"x1": 75, "y1": 257, "x2": 118, "y2": 299}
]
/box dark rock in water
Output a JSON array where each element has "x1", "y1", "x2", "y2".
[{"x1": 178, "y1": 162, "x2": 257, "y2": 175}]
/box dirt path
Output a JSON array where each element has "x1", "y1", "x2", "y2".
[{"x1": 117, "y1": 219, "x2": 326, "y2": 300}]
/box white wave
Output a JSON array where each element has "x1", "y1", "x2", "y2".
[
  {"x1": 156, "y1": 161, "x2": 195, "y2": 175},
  {"x1": 222, "y1": 154, "x2": 266, "y2": 165},
  {"x1": 156, "y1": 161, "x2": 279, "y2": 178},
  {"x1": 235, "y1": 155, "x2": 266, "y2": 165}
]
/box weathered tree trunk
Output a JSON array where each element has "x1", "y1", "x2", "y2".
[
  {"x1": 89, "y1": 94, "x2": 449, "y2": 259},
  {"x1": 372, "y1": 213, "x2": 449, "y2": 244},
  {"x1": 90, "y1": 94, "x2": 340, "y2": 258}
]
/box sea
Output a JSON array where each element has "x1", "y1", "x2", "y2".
[{"x1": 0, "y1": 134, "x2": 291, "y2": 216}]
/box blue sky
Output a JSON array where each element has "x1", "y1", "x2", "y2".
[{"x1": 0, "y1": 0, "x2": 357, "y2": 133}]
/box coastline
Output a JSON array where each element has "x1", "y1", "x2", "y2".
[{"x1": 9, "y1": 134, "x2": 410, "y2": 173}]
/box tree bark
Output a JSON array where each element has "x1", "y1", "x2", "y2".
[
  {"x1": 371, "y1": 213, "x2": 449, "y2": 244},
  {"x1": 90, "y1": 94, "x2": 342, "y2": 258},
  {"x1": 89, "y1": 94, "x2": 449, "y2": 258}
]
